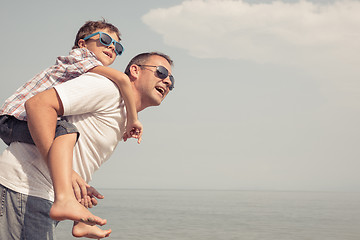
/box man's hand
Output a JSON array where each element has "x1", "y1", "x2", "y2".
[
  {"x1": 72, "y1": 170, "x2": 90, "y2": 204},
  {"x1": 86, "y1": 186, "x2": 105, "y2": 208},
  {"x1": 71, "y1": 170, "x2": 104, "y2": 208}
]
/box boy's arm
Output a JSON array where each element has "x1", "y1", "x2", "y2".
[{"x1": 89, "y1": 66, "x2": 143, "y2": 143}]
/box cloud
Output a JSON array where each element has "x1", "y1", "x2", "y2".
[{"x1": 142, "y1": 0, "x2": 360, "y2": 67}]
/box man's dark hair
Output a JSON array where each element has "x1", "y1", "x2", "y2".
[{"x1": 124, "y1": 52, "x2": 173, "y2": 76}]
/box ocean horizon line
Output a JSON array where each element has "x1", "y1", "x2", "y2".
[{"x1": 94, "y1": 187, "x2": 360, "y2": 193}]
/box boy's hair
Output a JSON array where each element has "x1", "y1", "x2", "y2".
[
  {"x1": 124, "y1": 52, "x2": 174, "y2": 76},
  {"x1": 72, "y1": 19, "x2": 121, "y2": 49}
]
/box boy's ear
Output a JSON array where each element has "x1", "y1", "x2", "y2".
[{"x1": 77, "y1": 39, "x2": 86, "y2": 48}]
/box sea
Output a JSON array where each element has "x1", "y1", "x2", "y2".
[{"x1": 56, "y1": 189, "x2": 360, "y2": 240}]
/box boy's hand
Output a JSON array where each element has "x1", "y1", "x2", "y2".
[{"x1": 123, "y1": 119, "x2": 143, "y2": 144}]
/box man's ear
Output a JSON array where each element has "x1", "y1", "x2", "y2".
[
  {"x1": 78, "y1": 39, "x2": 86, "y2": 48},
  {"x1": 129, "y1": 64, "x2": 140, "y2": 81}
]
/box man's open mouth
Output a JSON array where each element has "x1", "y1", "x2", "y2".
[{"x1": 155, "y1": 86, "x2": 165, "y2": 96}]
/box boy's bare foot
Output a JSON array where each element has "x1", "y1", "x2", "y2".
[
  {"x1": 50, "y1": 197, "x2": 106, "y2": 225},
  {"x1": 72, "y1": 222, "x2": 112, "y2": 239}
]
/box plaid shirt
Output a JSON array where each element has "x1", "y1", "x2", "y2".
[{"x1": 0, "y1": 48, "x2": 102, "y2": 121}]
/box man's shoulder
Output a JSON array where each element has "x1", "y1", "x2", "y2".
[
  {"x1": 82, "y1": 72, "x2": 108, "y2": 79},
  {"x1": 76, "y1": 72, "x2": 118, "y2": 88},
  {"x1": 54, "y1": 72, "x2": 122, "y2": 114}
]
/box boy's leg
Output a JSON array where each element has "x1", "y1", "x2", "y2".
[
  {"x1": 48, "y1": 133, "x2": 77, "y2": 206},
  {"x1": 48, "y1": 131, "x2": 105, "y2": 225},
  {"x1": 0, "y1": 184, "x2": 57, "y2": 240}
]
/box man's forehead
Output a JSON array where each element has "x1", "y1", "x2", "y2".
[{"x1": 146, "y1": 56, "x2": 172, "y2": 72}]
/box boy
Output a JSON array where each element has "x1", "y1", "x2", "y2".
[{"x1": 0, "y1": 20, "x2": 141, "y2": 227}]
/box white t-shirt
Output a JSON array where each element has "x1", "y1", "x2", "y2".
[{"x1": 0, "y1": 72, "x2": 126, "y2": 201}]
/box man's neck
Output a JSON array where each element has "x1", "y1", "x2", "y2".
[{"x1": 132, "y1": 85, "x2": 145, "y2": 113}]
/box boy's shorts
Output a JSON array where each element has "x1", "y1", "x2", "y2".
[{"x1": 0, "y1": 115, "x2": 79, "y2": 146}]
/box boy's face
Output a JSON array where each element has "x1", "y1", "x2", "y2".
[{"x1": 81, "y1": 29, "x2": 119, "y2": 66}]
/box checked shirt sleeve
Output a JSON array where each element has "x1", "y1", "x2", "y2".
[
  {"x1": 0, "y1": 48, "x2": 103, "y2": 120},
  {"x1": 57, "y1": 48, "x2": 103, "y2": 78}
]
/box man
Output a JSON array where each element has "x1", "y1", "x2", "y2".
[{"x1": 0, "y1": 52, "x2": 174, "y2": 239}]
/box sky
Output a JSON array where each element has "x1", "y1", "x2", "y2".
[{"x1": 1, "y1": 0, "x2": 360, "y2": 192}]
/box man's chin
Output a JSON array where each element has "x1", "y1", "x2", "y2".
[
  {"x1": 146, "y1": 98, "x2": 162, "y2": 107},
  {"x1": 153, "y1": 100, "x2": 162, "y2": 106},
  {"x1": 154, "y1": 95, "x2": 164, "y2": 106}
]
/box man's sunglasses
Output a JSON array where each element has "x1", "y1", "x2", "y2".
[
  {"x1": 83, "y1": 31, "x2": 124, "y2": 56},
  {"x1": 138, "y1": 65, "x2": 174, "y2": 91}
]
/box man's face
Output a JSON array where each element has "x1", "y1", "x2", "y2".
[{"x1": 135, "y1": 55, "x2": 173, "y2": 107}]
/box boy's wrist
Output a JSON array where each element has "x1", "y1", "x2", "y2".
[
  {"x1": 126, "y1": 110, "x2": 137, "y2": 119},
  {"x1": 126, "y1": 115, "x2": 137, "y2": 122}
]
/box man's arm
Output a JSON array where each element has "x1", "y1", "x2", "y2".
[
  {"x1": 25, "y1": 88, "x2": 62, "y2": 161},
  {"x1": 25, "y1": 89, "x2": 94, "y2": 205}
]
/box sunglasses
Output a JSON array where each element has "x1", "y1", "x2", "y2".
[
  {"x1": 138, "y1": 65, "x2": 175, "y2": 91},
  {"x1": 83, "y1": 31, "x2": 124, "y2": 56}
]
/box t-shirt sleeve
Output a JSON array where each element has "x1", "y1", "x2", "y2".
[{"x1": 54, "y1": 72, "x2": 119, "y2": 116}]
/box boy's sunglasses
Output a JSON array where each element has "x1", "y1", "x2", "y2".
[
  {"x1": 137, "y1": 65, "x2": 175, "y2": 91},
  {"x1": 83, "y1": 31, "x2": 124, "y2": 56}
]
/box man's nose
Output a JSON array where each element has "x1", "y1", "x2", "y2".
[{"x1": 162, "y1": 76, "x2": 172, "y2": 86}]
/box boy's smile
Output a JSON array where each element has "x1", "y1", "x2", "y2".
[{"x1": 103, "y1": 50, "x2": 113, "y2": 59}]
